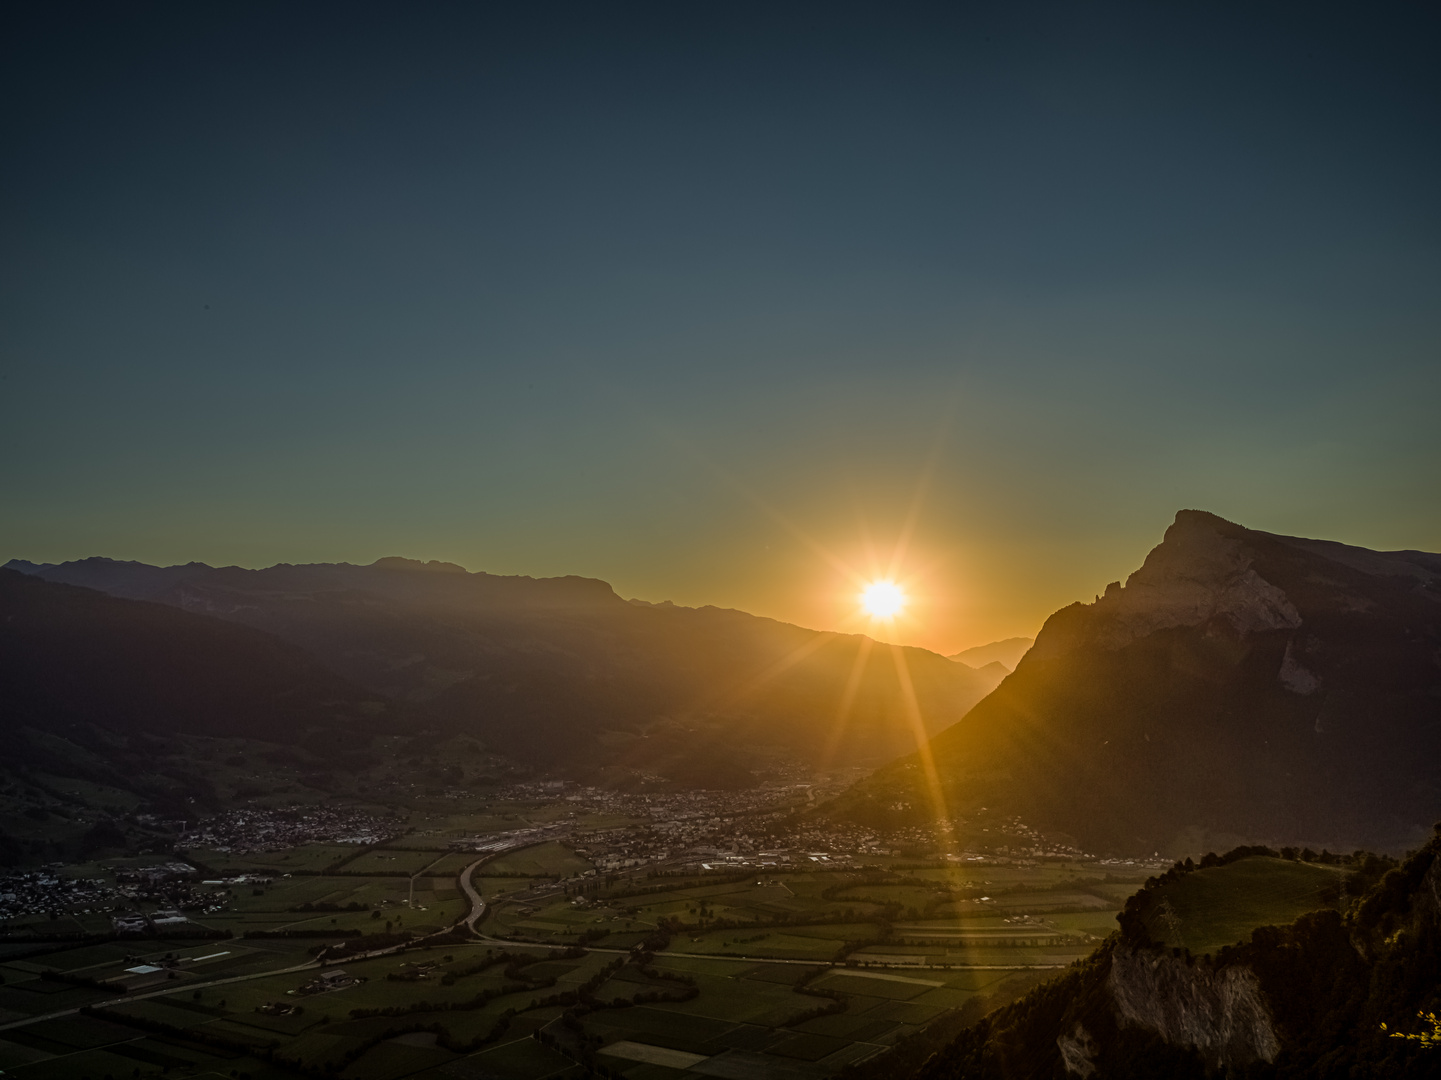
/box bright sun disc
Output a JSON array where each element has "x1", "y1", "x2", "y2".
[{"x1": 860, "y1": 580, "x2": 907, "y2": 619}]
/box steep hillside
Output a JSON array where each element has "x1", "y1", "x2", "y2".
[
  {"x1": 851, "y1": 832, "x2": 1441, "y2": 1080},
  {"x1": 0, "y1": 569, "x2": 422, "y2": 851},
  {"x1": 0, "y1": 568, "x2": 392, "y2": 743},
  {"x1": 831, "y1": 510, "x2": 1441, "y2": 853},
  {"x1": 6, "y1": 556, "x2": 1004, "y2": 782}
]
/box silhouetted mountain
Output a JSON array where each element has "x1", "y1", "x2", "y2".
[
  {"x1": 947, "y1": 637, "x2": 1034, "y2": 672},
  {"x1": 0, "y1": 568, "x2": 408, "y2": 833},
  {"x1": 855, "y1": 831, "x2": 1441, "y2": 1080},
  {"x1": 6, "y1": 556, "x2": 1005, "y2": 785},
  {"x1": 831, "y1": 511, "x2": 1441, "y2": 853},
  {"x1": 0, "y1": 568, "x2": 390, "y2": 742}
]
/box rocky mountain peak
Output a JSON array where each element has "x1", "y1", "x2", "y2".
[{"x1": 1031, "y1": 510, "x2": 1302, "y2": 662}]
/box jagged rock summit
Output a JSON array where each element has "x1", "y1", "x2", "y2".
[
  {"x1": 1031, "y1": 510, "x2": 1305, "y2": 660},
  {"x1": 834, "y1": 510, "x2": 1441, "y2": 854}
]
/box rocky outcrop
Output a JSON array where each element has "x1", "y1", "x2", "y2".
[
  {"x1": 899, "y1": 833, "x2": 1441, "y2": 1080},
  {"x1": 1278, "y1": 639, "x2": 1320, "y2": 694},
  {"x1": 1056, "y1": 1022, "x2": 1098, "y2": 1077},
  {"x1": 1108, "y1": 946, "x2": 1279, "y2": 1070},
  {"x1": 1416, "y1": 853, "x2": 1441, "y2": 923},
  {"x1": 1031, "y1": 510, "x2": 1302, "y2": 662}
]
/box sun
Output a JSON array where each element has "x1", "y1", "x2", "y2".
[{"x1": 859, "y1": 580, "x2": 907, "y2": 619}]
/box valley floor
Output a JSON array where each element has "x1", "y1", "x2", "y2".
[{"x1": 0, "y1": 784, "x2": 1159, "y2": 1079}]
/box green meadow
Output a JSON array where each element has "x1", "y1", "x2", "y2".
[
  {"x1": 1140, "y1": 856, "x2": 1347, "y2": 956},
  {"x1": 0, "y1": 847, "x2": 1356, "y2": 1078},
  {"x1": 0, "y1": 839, "x2": 1145, "y2": 1080}
]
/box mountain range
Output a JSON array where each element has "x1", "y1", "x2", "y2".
[
  {"x1": 0, "y1": 566, "x2": 408, "y2": 843},
  {"x1": 2, "y1": 555, "x2": 1005, "y2": 790},
  {"x1": 829, "y1": 510, "x2": 1441, "y2": 855},
  {"x1": 6, "y1": 509, "x2": 1439, "y2": 857}
]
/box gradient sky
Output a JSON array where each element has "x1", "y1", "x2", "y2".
[{"x1": 4, "y1": 2, "x2": 1439, "y2": 654}]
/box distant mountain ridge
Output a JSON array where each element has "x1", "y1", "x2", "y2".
[
  {"x1": 0, "y1": 568, "x2": 404, "y2": 832},
  {"x1": 0, "y1": 565, "x2": 394, "y2": 737},
  {"x1": 6, "y1": 555, "x2": 1006, "y2": 786},
  {"x1": 830, "y1": 510, "x2": 1441, "y2": 854},
  {"x1": 948, "y1": 637, "x2": 1034, "y2": 672}
]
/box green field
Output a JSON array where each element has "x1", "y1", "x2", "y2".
[
  {"x1": 1141, "y1": 856, "x2": 1345, "y2": 955},
  {"x1": 0, "y1": 790, "x2": 1177, "y2": 1080},
  {"x1": 482, "y1": 841, "x2": 594, "y2": 878},
  {"x1": 0, "y1": 849, "x2": 1128, "y2": 1080}
]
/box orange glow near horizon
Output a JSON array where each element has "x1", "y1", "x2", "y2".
[{"x1": 670, "y1": 421, "x2": 955, "y2": 847}]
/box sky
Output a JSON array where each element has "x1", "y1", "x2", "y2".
[{"x1": 3, "y1": 1, "x2": 1439, "y2": 654}]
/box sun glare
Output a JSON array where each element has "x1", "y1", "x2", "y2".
[{"x1": 860, "y1": 580, "x2": 907, "y2": 619}]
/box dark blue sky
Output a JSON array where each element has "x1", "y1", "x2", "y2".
[{"x1": 4, "y1": 1, "x2": 1438, "y2": 650}]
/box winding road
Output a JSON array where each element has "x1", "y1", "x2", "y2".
[
  {"x1": 0, "y1": 841, "x2": 1065, "y2": 1039},
  {"x1": 458, "y1": 856, "x2": 488, "y2": 931}
]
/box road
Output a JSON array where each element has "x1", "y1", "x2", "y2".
[
  {"x1": 458, "y1": 855, "x2": 488, "y2": 930},
  {"x1": 0, "y1": 859, "x2": 512, "y2": 1038},
  {"x1": 0, "y1": 839, "x2": 1064, "y2": 1037},
  {"x1": 0, "y1": 956, "x2": 322, "y2": 1033}
]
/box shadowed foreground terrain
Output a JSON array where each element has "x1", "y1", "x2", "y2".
[{"x1": 848, "y1": 829, "x2": 1441, "y2": 1080}]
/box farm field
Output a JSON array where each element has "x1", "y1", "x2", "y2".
[
  {"x1": 0, "y1": 832, "x2": 1149, "y2": 1079},
  {"x1": 0, "y1": 823, "x2": 1362, "y2": 1078},
  {"x1": 0, "y1": 936, "x2": 1049, "y2": 1080},
  {"x1": 12, "y1": 783, "x2": 1308, "y2": 1080}
]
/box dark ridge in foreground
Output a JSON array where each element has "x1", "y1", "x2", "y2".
[{"x1": 847, "y1": 829, "x2": 1441, "y2": 1080}]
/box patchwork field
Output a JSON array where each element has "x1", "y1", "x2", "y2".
[
  {"x1": 0, "y1": 845, "x2": 1355, "y2": 1078},
  {"x1": 0, "y1": 804, "x2": 1181, "y2": 1079}
]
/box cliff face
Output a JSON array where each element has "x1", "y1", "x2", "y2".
[
  {"x1": 897, "y1": 833, "x2": 1441, "y2": 1080},
  {"x1": 835, "y1": 510, "x2": 1441, "y2": 853},
  {"x1": 1105, "y1": 946, "x2": 1278, "y2": 1070},
  {"x1": 1030, "y1": 510, "x2": 1303, "y2": 660}
]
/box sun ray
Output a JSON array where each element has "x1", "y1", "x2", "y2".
[
  {"x1": 707, "y1": 462, "x2": 864, "y2": 585},
  {"x1": 655, "y1": 425, "x2": 868, "y2": 587},
  {"x1": 885, "y1": 400, "x2": 958, "y2": 581},
  {"x1": 819, "y1": 635, "x2": 874, "y2": 772},
  {"x1": 888, "y1": 642, "x2": 955, "y2": 851},
  {"x1": 682, "y1": 628, "x2": 835, "y2": 718}
]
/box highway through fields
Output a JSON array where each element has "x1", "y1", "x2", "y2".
[
  {"x1": 0, "y1": 851, "x2": 523, "y2": 1037},
  {"x1": 0, "y1": 841, "x2": 1065, "y2": 1038},
  {"x1": 458, "y1": 855, "x2": 487, "y2": 930}
]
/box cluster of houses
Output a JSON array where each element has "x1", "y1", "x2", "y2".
[
  {"x1": 111, "y1": 907, "x2": 187, "y2": 933},
  {"x1": 290, "y1": 969, "x2": 360, "y2": 995}
]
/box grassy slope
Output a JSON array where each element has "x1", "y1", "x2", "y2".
[
  {"x1": 1141, "y1": 856, "x2": 1343, "y2": 955},
  {"x1": 854, "y1": 837, "x2": 1441, "y2": 1080}
]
